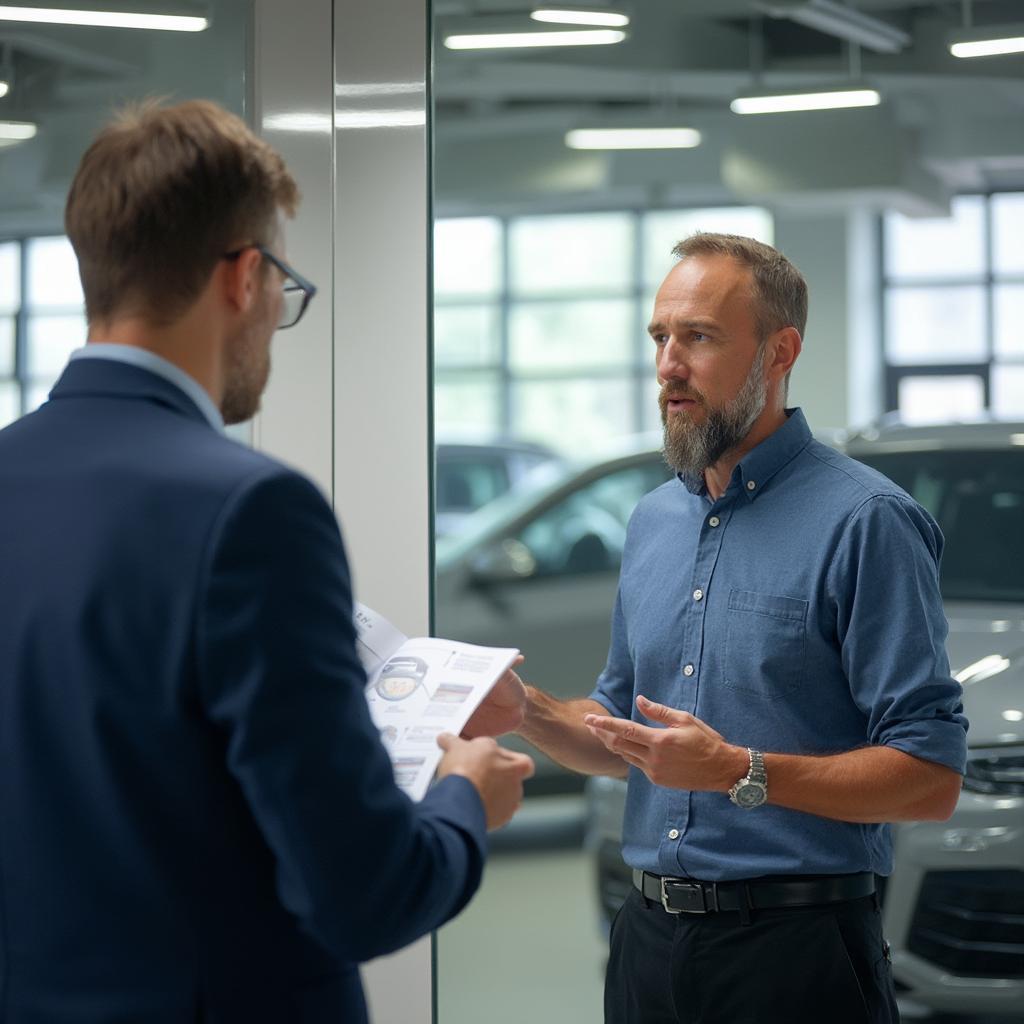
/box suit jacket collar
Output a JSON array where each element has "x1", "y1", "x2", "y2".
[{"x1": 48, "y1": 356, "x2": 213, "y2": 429}]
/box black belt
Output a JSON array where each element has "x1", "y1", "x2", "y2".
[{"x1": 633, "y1": 869, "x2": 875, "y2": 915}]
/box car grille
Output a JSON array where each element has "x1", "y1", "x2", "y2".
[{"x1": 908, "y1": 870, "x2": 1024, "y2": 978}]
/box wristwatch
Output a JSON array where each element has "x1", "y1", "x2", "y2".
[{"x1": 728, "y1": 748, "x2": 767, "y2": 809}]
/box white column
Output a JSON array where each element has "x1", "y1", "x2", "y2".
[{"x1": 252, "y1": 0, "x2": 435, "y2": 1020}]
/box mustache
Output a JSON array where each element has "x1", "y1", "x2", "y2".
[{"x1": 659, "y1": 383, "x2": 704, "y2": 406}]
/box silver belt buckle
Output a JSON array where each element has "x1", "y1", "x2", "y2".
[{"x1": 659, "y1": 877, "x2": 716, "y2": 914}]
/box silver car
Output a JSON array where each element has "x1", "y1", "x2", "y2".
[{"x1": 585, "y1": 420, "x2": 1024, "y2": 1018}]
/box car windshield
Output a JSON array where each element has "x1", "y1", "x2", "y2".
[{"x1": 852, "y1": 449, "x2": 1024, "y2": 603}]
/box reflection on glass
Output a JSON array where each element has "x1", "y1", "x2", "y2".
[
  {"x1": 27, "y1": 237, "x2": 84, "y2": 308},
  {"x1": 897, "y1": 375, "x2": 985, "y2": 424},
  {"x1": 510, "y1": 299, "x2": 634, "y2": 371},
  {"x1": 993, "y1": 365, "x2": 1024, "y2": 418},
  {"x1": 435, "y1": 305, "x2": 501, "y2": 366},
  {"x1": 434, "y1": 218, "x2": 502, "y2": 297},
  {"x1": 0, "y1": 380, "x2": 19, "y2": 428},
  {"x1": 27, "y1": 315, "x2": 87, "y2": 377},
  {"x1": 0, "y1": 242, "x2": 19, "y2": 313},
  {"x1": 885, "y1": 285, "x2": 986, "y2": 365},
  {"x1": 992, "y1": 193, "x2": 1024, "y2": 275},
  {"x1": 0, "y1": 317, "x2": 14, "y2": 376},
  {"x1": 512, "y1": 376, "x2": 633, "y2": 453},
  {"x1": 510, "y1": 213, "x2": 633, "y2": 296},
  {"x1": 641, "y1": 207, "x2": 773, "y2": 286},
  {"x1": 994, "y1": 285, "x2": 1024, "y2": 359},
  {"x1": 884, "y1": 196, "x2": 986, "y2": 281},
  {"x1": 435, "y1": 371, "x2": 501, "y2": 434}
]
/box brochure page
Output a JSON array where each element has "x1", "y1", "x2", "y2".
[{"x1": 354, "y1": 603, "x2": 519, "y2": 801}]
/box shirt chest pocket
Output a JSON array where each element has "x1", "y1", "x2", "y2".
[{"x1": 724, "y1": 588, "x2": 808, "y2": 700}]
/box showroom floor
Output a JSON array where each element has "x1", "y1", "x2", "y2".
[{"x1": 436, "y1": 800, "x2": 1007, "y2": 1024}]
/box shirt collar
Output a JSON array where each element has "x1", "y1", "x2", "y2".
[
  {"x1": 69, "y1": 344, "x2": 225, "y2": 433},
  {"x1": 678, "y1": 408, "x2": 812, "y2": 501}
]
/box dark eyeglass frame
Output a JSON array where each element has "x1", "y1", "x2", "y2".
[{"x1": 222, "y1": 244, "x2": 318, "y2": 330}]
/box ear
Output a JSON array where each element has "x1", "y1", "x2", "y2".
[
  {"x1": 766, "y1": 326, "x2": 801, "y2": 383},
  {"x1": 219, "y1": 247, "x2": 264, "y2": 316}
]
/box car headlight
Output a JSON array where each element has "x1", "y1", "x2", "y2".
[{"x1": 962, "y1": 746, "x2": 1024, "y2": 796}]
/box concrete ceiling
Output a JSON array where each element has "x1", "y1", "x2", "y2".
[
  {"x1": 433, "y1": 0, "x2": 1024, "y2": 216},
  {"x1": 0, "y1": 2, "x2": 1022, "y2": 231}
]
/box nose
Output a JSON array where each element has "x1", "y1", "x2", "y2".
[{"x1": 656, "y1": 335, "x2": 689, "y2": 386}]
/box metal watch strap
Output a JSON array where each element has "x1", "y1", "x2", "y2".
[{"x1": 747, "y1": 748, "x2": 766, "y2": 785}]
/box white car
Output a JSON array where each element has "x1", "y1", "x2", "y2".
[{"x1": 584, "y1": 420, "x2": 1024, "y2": 1019}]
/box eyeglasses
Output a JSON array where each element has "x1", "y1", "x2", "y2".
[{"x1": 222, "y1": 244, "x2": 318, "y2": 330}]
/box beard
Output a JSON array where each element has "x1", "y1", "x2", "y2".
[
  {"x1": 221, "y1": 295, "x2": 274, "y2": 426},
  {"x1": 660, "y1": 343, "x2": 769, "y2": 478}
]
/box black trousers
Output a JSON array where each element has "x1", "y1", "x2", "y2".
[{"x1": 605, "y1": 887, "x2": 900, "y2": 1024}]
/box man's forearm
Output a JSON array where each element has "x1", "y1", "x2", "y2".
[
  {"x1": 518, "y1": 686, "x2": 628, "y2": 778},
  {"x1": 764, "y1": 745, "x2": 962, "y2": 823}
]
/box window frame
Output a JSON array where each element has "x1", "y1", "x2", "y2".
[{"x1": 881, "y1": 192, "x2": 1024, "y2": 419}]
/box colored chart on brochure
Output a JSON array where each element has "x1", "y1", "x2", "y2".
[{"x1": 354, "y1": 602, "x2": 519, "y2": 801}]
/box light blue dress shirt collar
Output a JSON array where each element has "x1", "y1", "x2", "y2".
[{"x1": 69, "y1": 343, "x2": 225, "y2": 433}]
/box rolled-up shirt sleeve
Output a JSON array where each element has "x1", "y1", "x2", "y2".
[{"x1": 827, "y1": 493, "x2": 968, "y2": 774}]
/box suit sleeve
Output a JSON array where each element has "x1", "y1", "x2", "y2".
[{"x1": 195, "y1": 467, "x2": 487, "y2": 963}]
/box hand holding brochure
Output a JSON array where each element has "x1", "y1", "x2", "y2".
[{"x1": 354, "y1": 602, "x2": 520, "y2": 801}]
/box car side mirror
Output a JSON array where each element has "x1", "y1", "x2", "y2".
[{"x1": 469, "y1": 538, "x2": 537, "y2": 585}]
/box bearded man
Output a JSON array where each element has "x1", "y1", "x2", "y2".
[{"x1": 481, "y1": 233, "x2": 968, "y2": 1024}]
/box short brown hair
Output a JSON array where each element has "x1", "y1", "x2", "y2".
[
  {"x1": 65, "y1": 99, "x2": 300, "y2": 326},
  {"x1": 671, "y1": 232, "x2": 808, "y2": 341}
]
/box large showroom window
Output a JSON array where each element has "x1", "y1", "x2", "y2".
[
  {"x1": 883, "y1": 193, "x2": 1024, "y2": 424},
  {"x1": 0, "y1": 236, "x2": 86, "y2": 430},
  {"x1": 434, "y1": 206, "x2": 773, "y2": 456}
]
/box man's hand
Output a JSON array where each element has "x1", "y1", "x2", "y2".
[
  {"x1": 461, "y1": 657, "x2": 527, "y2": 738},
  {"x1": 584, "y1": 695, "x2": 747, "y2": 792},
  {"x1": 436, "y1": 733, "x2": 535, "y2": 830}
]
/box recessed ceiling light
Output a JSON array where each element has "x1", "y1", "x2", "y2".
[
  {"x1": 949, "y1": 23, "x2": 1024, "y2": 58},
  {"x1": 531, "y1": 7, "x2": 630, "y2": 28},
  {"x1": 566, "y1": 127, "x2": 701, "y2": 150},
  {"x1": 443, "y1": 28, "x2": 626, "y2": 50},
  {"x1": 0, "y1": 6, "x2": 208, "y2": 32},
  {"x1": 0, "y1": 120, "x2": 37, "y2": 141},
  {"x1": 731, "y1": 87, "x2": 880, "y2": 115}
]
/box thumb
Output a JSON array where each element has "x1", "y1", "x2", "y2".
[
  {"x1": 636, "y1": 694, "x2": 691, "y2": 728},
  {"x1": 436, "y1": 732, "x2": 459, "y2": 752}
]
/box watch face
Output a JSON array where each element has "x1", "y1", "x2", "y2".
[{"x1": 735, "y1": 781, "x2": 767, "y2": 808}]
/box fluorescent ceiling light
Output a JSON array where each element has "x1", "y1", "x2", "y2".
[
  {"x1": 566, "y1": 127, "x2": 700, "y2": 150},
  {"x1": 949, "y1": 23, "x2": 1024, "y2": 58},
  {"x1": 531, "y1": 7, "x2": 629, "y2": 28},
  {"x1": 0, "y1": 80, "x2": 7, "y2": 99},
  {"x1": 0, "y1": 120, "x2": 37, "y2": 140},
  {"x1": 0, "y1": 6, "x2": 208, "y2": 32},
  {"x1": 756, "y1": 0, "x2": 910, "y2": 54},
  {"x1": 444, "y1": 28, "x2": 625, "y2": 50},
  {"x1": 731, "y1": 87, "x2": 880, "y2": 115}
]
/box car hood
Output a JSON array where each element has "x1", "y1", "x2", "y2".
[{"x1": 944, "y1": 601, "x2": 1024, "y2": 748}]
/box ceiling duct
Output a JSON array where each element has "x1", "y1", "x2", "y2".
[{"x1": 754, "y1": 0, "x2": 911, "y2": 54}]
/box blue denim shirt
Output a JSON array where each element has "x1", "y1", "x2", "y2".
[{"x1": 590, "y1": 408, "x2": 968, "y2": 881}]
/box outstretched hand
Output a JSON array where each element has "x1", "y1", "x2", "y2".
[
  {"x1": 461, "y1": 656, "x2": 527, "y2": 738},
  {"x1": 583, "y1": 695, "x2": 747, "y2": 793}
]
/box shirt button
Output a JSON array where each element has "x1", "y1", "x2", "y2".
[
  {"x1": 709, "y1": 516, "x2": 720, "y2": 527},
  {"x1": 683, "y1": 664, "x2": 695, "y2": 677},
  {"x1": 693, "y1": 589, "x2": 704, "y2": 602},
  {"x1": 747, "y1": 480, "x2": 757, "y2": 491},
  {"x1": 668, "y1": 828, "x2": 680, "y2": 840}
]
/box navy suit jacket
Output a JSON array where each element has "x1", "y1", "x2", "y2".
[{"x1": 0, "y1": 357, "x2": 487, "y2": 1023}]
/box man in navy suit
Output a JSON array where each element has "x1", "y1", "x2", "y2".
[{"x1": 0, "y1": 99, "x2": 532, "y2": 1023}]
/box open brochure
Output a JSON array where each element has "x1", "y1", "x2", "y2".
[{"x1": 354, "y1": 602, "x2": 519, "y2": 801}]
